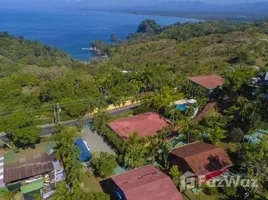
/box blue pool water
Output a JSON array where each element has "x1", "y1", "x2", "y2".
[
  {"x1": 0, "y1": 8, "x2": 199, "y2": 60},
  {"x1": 75, "y1": 138, "x2": 91, "y2": 162},
  {"x1": 176, "y1": 104, "x2": 188, "y2": 111}
]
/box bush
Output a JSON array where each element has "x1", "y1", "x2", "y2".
[
  {"x1": 227, "y1": 127, "x2": 244, "y2": 142},
  {"x1": 202, "y1": 183, "x2": 218, "y2": 195},
  {"x1": 168, "y1": 165, "x2": 181, "y2": 186},
  {"x1": 222, "y1": 185, "x2": 237, "y2": 197},
  {"x1": 91, "y1": 152, "x2": 117, "y2": 178}
]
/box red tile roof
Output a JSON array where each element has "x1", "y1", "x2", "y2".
[
  {"x1": 107, "y1": 112, "x2": 169, "y2": 140},
  {"x1": 170, "y1": 142, "x2": 232, "y2": 176},
  {"x1": 111, "y1": 165, "x2": 183, "y2": 200},
  {"x1": 191, "y1": 102, "x2": 217, "y2": 123},
  {"x1": 187, "y1": 75, "x2": 224, "y2": 90}
]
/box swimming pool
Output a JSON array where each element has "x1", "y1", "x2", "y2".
[{"x1": 176, "y1": 104, "x2": 187, "y2": 111}]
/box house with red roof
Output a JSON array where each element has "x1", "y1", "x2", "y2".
[
  {"x1": 109, "y1": 165, "x2": 183, "y2": 200},
  {"x1": 187, "y1": 75, "x2": 224, "y2": 97},
  {"x1": 107, "y1": 112, "x2": 169, "y2": 141},
  {"x1": 169, "y1": 142, "x2": 232, "y2": 180}
]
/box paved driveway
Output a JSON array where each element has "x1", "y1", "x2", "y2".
[{"x1": 82, "y1": 124, "x2": 115, "y2": 155}]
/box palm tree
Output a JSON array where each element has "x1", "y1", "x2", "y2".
[
  {"x1": 93, "y1": 111, "x2": 110, "y2": 133},
  {"x1": 145, "y1": 136, "x2": 160, "y2": 165},
  {"x1": 54, "y1": 127, "x2": 80, "y2": 172},
  {"x1": 178, "y1": 119, "x2": 202, "y2": 144},
  {"x1": 140, "y1": 70, "x2": 153, "y2": 91},
  {"x1": 124, "y1": 145, "x2": 147, "y2": 169},
  {"x1": 65, "y1": 154, "x2": 83, "y2": 186},
  {"x1": 130, "y1": 79, "x2": 145, "y2": 93},
  {"x1": 124, "y1": 133, "x2": 148, "y2": 168},
  {"x1": 54, "y1": 127, "x2": 80, "y2": 147},
  {"x1": 157, "y1": 139, "x2": 172, "y2": 169},
  {"x1": 178, "y1": 118, "x2": 191, "y2": 144},
  {"x1": 207, "y1": 126, "x2": 226, "y2": 144},
  {"x1": 55, "y1": 144, "x2": 73, "y2": 165},
  {"x1": 50, "y1": 182, "x2": 72, "y2": 200}
]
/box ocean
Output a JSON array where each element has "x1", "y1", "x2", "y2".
[{"x1": 0, "y1": 9, "x2": 199, "y2": 61}]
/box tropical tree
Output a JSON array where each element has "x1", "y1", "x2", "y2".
[
  {"x1": 178, "y1": 118, "x2": 202, "y2": 144},
  {"x1": 0, "y1": 112, "x2": 41, "y2": 147},
  {"x1": 145, "y1": 135, "x2": 166, "y2": 165},
  {"x1": 91, "y1": 152, "x2": 117, "y2": 178},
  {"x1": 201, "y1": 111, "x2": 227, "y2": 144},
  {"x1": 54, "y1": 127, "x2": 80, "y2": 164},
  {"x1": 157, "y1": 138, "x2": 173, "y2": 169},
  {"x1": 142, "y1": 86, "x2": 184, "y2": 115},
  {"x1": 239, "y1": 137, "x2": 268, "y2": 199},
  {"x1": 93, "y1": 111, "x2": 111, "y2": 134},
  {"x1": 169, "y1": 165, "x2": 181, "y2": 186},
  {"x1": 53, "y1": 126, "x2": 83, "y2": 187},
  {"x1": 138, "y1": 69, "x2": 154, "y2": 91},
  {"x1": 123, "y1": 133, "x2": 148, "y2": 169},
  {"x1": 64, "y1": 155, "x2": 84, "y2": 189},
  {"x1": 226, "y1": 127, "x2": 244, "y2": 142},
  {"x1": 206, "y1": 126, "x2": 226, "y2": 145},
  {"x1": 224, "y1": 97, "x2": 261, "y2": 133},
  {"x1": 50, "y1": 182, "x2": 72, "y2": 200},
  {"x1": 221, "y1": 69, "x2": 254, "y2": 102}
]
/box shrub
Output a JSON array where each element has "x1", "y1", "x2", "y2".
[
  {"x1": 227, "y1": 127, "x2": 244, "y2": 142},
  {"x1": 202, "y1": 183, "x2": 218, "y2": 195},
  {"x1": 91, "y1": 152, "x2": 117, "y2": 178}
]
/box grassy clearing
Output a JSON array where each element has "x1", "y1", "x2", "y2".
[
  {"x1": 182, "y1": 190, "x2": 219, "y2": 200},
  {"x1": 82, "y1": 174, "x2": 103, "y2": 193}
]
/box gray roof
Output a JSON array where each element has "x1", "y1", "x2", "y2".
[{"x1": 4, "y1": 153, "x2": 54, "y2": 183}]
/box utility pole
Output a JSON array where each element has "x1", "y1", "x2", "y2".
[
  {"x1": 56, "y1": 103, "x2": 61, "y2": 124},
  {"x1": 53, "y1": 103, "x2": 57, "y2": 124}
]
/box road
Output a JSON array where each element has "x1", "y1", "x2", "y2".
[{"x1": 40, "y1": 104, "x2": 139, "y2": 136}]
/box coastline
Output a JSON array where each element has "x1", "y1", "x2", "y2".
[
  {"x1": 0, "y1": 8, "x2": 202, "y2": 61},
  {"x1": 102, "y1": 9, "x2": 261, "y2": 22}
]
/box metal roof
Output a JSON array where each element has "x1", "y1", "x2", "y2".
[
  {"x1": 4, "y1": 153, "x2": 54, "y2": 183},
  {"x1": 188, "y1": 75, "x2": 224, "y2": 89},
  {"x1": 20, "y1": 180, "x2": 44, "y2": 194},
  {"x1": 170, "y1": 142, "x2": 232, "y2": 176},
  {"x1": 107, "y1": 112, "x2": 169, "y2": 140},
  {"x1": 111, "y1": 165, "x2": 183, "y2": 200}
]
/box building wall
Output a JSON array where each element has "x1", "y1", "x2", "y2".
[{"x1": 168, "y1": 154, "x2": 194, "y2": 174}]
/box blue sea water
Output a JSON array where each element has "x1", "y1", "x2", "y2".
[{"x1": 0, "y1": 9, "x2": 199, "y2": 61}]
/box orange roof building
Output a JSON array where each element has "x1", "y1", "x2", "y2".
[
  {"x1": 169, "y1": 142, "x2": 232, "y2": 177},
  {"x1": 110, "y1": 165, "x2": 183, "y2": 200},
  {"x1": 187, "y1": 75, "x2": 224, "y2": 90},
  {"x1": 107, "y1": 112, "x2": 169, "y2": 140}
]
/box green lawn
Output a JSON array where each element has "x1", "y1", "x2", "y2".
[
  {"x1": 182, "y1": 190, "x2": 219, "y2": 200},
  {"x1": 82, "y1": 175, "x2": 103, "y2": 193}
]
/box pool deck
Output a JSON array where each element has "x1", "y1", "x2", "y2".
[{"x1": 82, "y1": 126, "x2": 115, "y2": 155}]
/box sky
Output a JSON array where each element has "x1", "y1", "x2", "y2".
[{"x1": 1, "y1": 0, "x2": 268, "y2": 9}]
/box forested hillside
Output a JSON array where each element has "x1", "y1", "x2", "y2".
[
  {"x1": 1, "y1": 20, "x2": 268, "y2": 127},
  {"x1": 1, "y1": 19, "x2": 268, "y2": 200}
]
